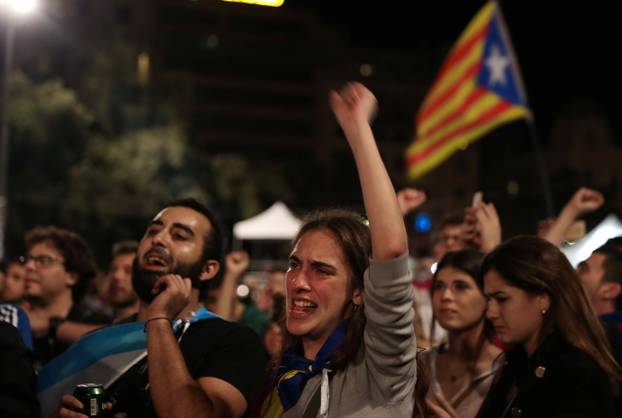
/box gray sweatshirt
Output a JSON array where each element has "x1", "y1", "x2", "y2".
[{"x1": 282, "y1": 253, "x2": 417, "y2": 418}]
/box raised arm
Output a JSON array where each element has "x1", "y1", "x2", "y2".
[
  {"x1": 213, "y1": 251, "x2": 250, "y2": 320},
  {"x1": 464, "y1": 201, "x2": 502, "y2": 254},
  {"x1": 331, "y1": 83, "x2": 415, "y2": 402},
  {"x1": 330, "y1": 82, "x2": 407, "y2": 260},
  {"x1": 543, "y1": 188, "x2": 603, "y2": 246}
]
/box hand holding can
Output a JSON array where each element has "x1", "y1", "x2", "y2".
[{"x1": 73, "y1": 383, "x2": 106, "y2": 417}]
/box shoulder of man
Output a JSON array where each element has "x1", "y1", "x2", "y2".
[
  {"x1": 182, "y1": 317, "x2": 266, "y2": 357},
  {"x1": 181, "y1": 318, "x2": 268, "y2": 405}
]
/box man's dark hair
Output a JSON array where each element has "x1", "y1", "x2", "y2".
[
  {"x1": 25, "y1": 226, "x2": 96, "y2": 301},
  {"x1": 111, "y1": 240, "x2": 138, "y2": 258},
  {"x1": 431, "y1": 213, "x2": 464, "y2": 246},
  {"x1": 439, "y1": 213, "x2": 464, "y2": 229},
  {"x1": 166, "y1": 198, "x2": 226, "y2": 293},
  {"x1": 594, "y1": 243, "x2": 622, "y2": 310}
]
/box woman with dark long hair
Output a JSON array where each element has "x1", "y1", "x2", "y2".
[
  {"x1": 260, "y1": 82, "x2": 416, "y2": 417},
  {"x1": 476, "y1": 235, "x2": 621, "y2": 418},
  {"x1": 422, "y1": 249, "x2": 502, "y2": 418}
]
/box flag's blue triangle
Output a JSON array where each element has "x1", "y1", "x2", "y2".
[{"x1": 476, "y1": 11, "x2": 527, "y2": 106}]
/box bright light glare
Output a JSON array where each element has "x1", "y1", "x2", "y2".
[
  {"x1": 5, "y1": 0, "x2": 39, "y2": 15},
  {"x1": 222, "y1": 0, "x2": 284, "y2": 7},
  {"x1": 236, "y1": 284, "x2": 250, "y2": 299},
  {"x1": 561, "y1": 214, "x2": 622, "y2": 267}
]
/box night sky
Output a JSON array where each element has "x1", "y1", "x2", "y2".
[{"x1": 290, "y1": 1, "x2": 622, "y2": 143}]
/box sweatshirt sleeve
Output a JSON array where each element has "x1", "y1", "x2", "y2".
[{"x1": 363, "y1": 252, "x2": 417, "y2": 402}]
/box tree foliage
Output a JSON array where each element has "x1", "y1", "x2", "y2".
[
  {"x1": 6, "y1": 72, "x2": 93, "y2": 255},
  {"x1": 6, "y1": 72, "x2": 295, "y2": 261}
]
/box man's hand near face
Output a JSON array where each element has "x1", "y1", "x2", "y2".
[{"x1": 146, "y1": 274, "x2": 192, "y2": 321}]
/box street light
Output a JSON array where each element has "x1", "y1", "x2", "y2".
[
  {"x1": 0, "y1": 0, "x2": 38, "y2": 257},
  {"x1": 5, "y1": 0, "x2": 38, "y2": 15}
]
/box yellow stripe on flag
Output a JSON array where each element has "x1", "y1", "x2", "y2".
[
  {"x1": 407, "y1": 106, "x2": 528, "y2": 180},
  {"x1": 420, "y1": 42, "x2": 484, "y2": 114},
  {"x1": 413, "y1": 91, "x2": 502, "y2": 152},
  {"x1": 453, "y1": 2, "x2": 495, "y2": 50},
  {"x1": 418, "y1": 78, "x2": 478, "y2": 136}
]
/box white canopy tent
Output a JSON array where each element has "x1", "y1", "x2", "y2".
[
  {"x1": 561, "y1": 214, "x2": 622, "y2": 267},
  {"x1": 233, "y1": 201, "x2": 301, "y2": 241}
]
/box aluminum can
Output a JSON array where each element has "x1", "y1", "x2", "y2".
[{"x1": 73, "y1": 383, "x2": 105, "y2": 417}]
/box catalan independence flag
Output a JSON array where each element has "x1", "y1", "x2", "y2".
[{"x1": 406, "y1": 2, "x2": 530, "y2": 180}]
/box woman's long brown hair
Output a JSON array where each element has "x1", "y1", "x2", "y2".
[{"x1": 481, "y1": 235, "x2": 622, "y2": 394}]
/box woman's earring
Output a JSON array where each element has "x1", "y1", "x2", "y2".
[{"x1": 541, "y1": 308, "x2": 548, "y2": 315}]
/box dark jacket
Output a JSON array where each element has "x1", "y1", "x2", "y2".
[
  {"x1": 0, "y1": 321, "x2": 39, "y2": 418},
  {"x1": 475, "y1": 333, "x2": 615, "y2": 418}
]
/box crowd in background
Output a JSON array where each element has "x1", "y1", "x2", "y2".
[{"x1": 0, "y1": 83, "x2": 621, "y2": 418}]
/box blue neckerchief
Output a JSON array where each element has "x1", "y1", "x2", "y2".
[
  {"x1": 276, "y1": 321, "x2": 347, "y2": 411},
  {"x1": 173, "y1": 305, "x2": 218, "y2": 334}
]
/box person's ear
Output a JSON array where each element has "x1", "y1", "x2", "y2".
[
  {"x1": 538, "y1": 293, "x2": 551, "y2": 315},
  {"x1": 65, "y1": 271, "x2": 78, "y2": 287},
  {"x1": 199, "y1": 260, "x2": 220, "y2": 282},
  {"x1": 352, "y1": 288, "x2": 363, "y2": 306},
  {"x1": 600, "y1": 282, "x2": 622, "y2": 301}
]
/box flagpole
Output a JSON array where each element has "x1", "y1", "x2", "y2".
[{"x1": 495, "y1": 1, "x2": 555, "y2": 217}]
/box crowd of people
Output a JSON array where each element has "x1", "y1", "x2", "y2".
[{"x1": 0, "y1": 83, "x2": 620, "y2": 418}]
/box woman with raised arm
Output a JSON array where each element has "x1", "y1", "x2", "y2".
[
  {"x1": 476, "y1": 236, "x2": 620, "y2": 418},
  {"x1": 260, "y1": 82, "x2": 416, "y2": 417}
]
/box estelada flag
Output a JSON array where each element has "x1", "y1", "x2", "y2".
[{"x1": 406, "y1": 1, "x2": 530, "y2": 180}]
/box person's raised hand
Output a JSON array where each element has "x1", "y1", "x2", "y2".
[
  {"x1": 225, "y1": 250, "x2": 250, "y2": 278},
  {"x1": 329, "y1": 82, "x2": 378, "y2": 140},
  {"x1": 474, "y1": 202, "x2": 502, "y2": 254},
  {"x1": 397, "y1": 188, "x2": 427, "y2": 216},
  {"x1": 565, "y1": 187, "x2": 604, "y2": 216}
]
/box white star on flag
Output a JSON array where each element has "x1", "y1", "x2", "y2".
[{"x1": 485, "y1": 45, "x2": 510, "y2": 86}]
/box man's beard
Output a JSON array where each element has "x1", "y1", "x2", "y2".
[{"x1": 131, "y1": 255, "x2": 205, "y2": 303}]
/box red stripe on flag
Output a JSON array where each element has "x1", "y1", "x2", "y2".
[
  {"x1": 417, "y1": 62, "x2": 481, "y2": 125},
  {"x1": 420, "y1": 87, "x2": 487, "y2": 138},
  {"x1": 408, "y1": 100, "x2": 511, "y2": 166},
  {"x1": 426, "y1": 24, "x2": 488, "y2": 93}
]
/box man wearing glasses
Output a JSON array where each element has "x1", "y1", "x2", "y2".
[{"x1": 22, "y1": 226, "x2": 109, "y2": 369}]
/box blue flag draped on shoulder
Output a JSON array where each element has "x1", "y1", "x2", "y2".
[{"x1": 38, "y1": 307, "x2": 217, "y2": 417}]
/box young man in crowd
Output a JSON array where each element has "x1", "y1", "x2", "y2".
[
  {"x1": 52, "y1": 199, "x2": 266, "y2": 418},
  {"x1": 0, "y1": 258, "x2": 27, "y2": 304},
  {"x1": 107, "y1": 240, "x2": 140, "y2": 323},
  {"x1": 22, "y1": 226, "x2": 109, "y2": 368},
  {"x1": 577, "y1": 240, "x2": 622, "y2": 413},
  {"x1": 577, "y1": 242, "x2": 622, "y2": 363}
]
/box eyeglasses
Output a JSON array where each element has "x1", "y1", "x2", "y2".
[{"x1": 19, "y1": 254, "x2": 64, "y2": 268}]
